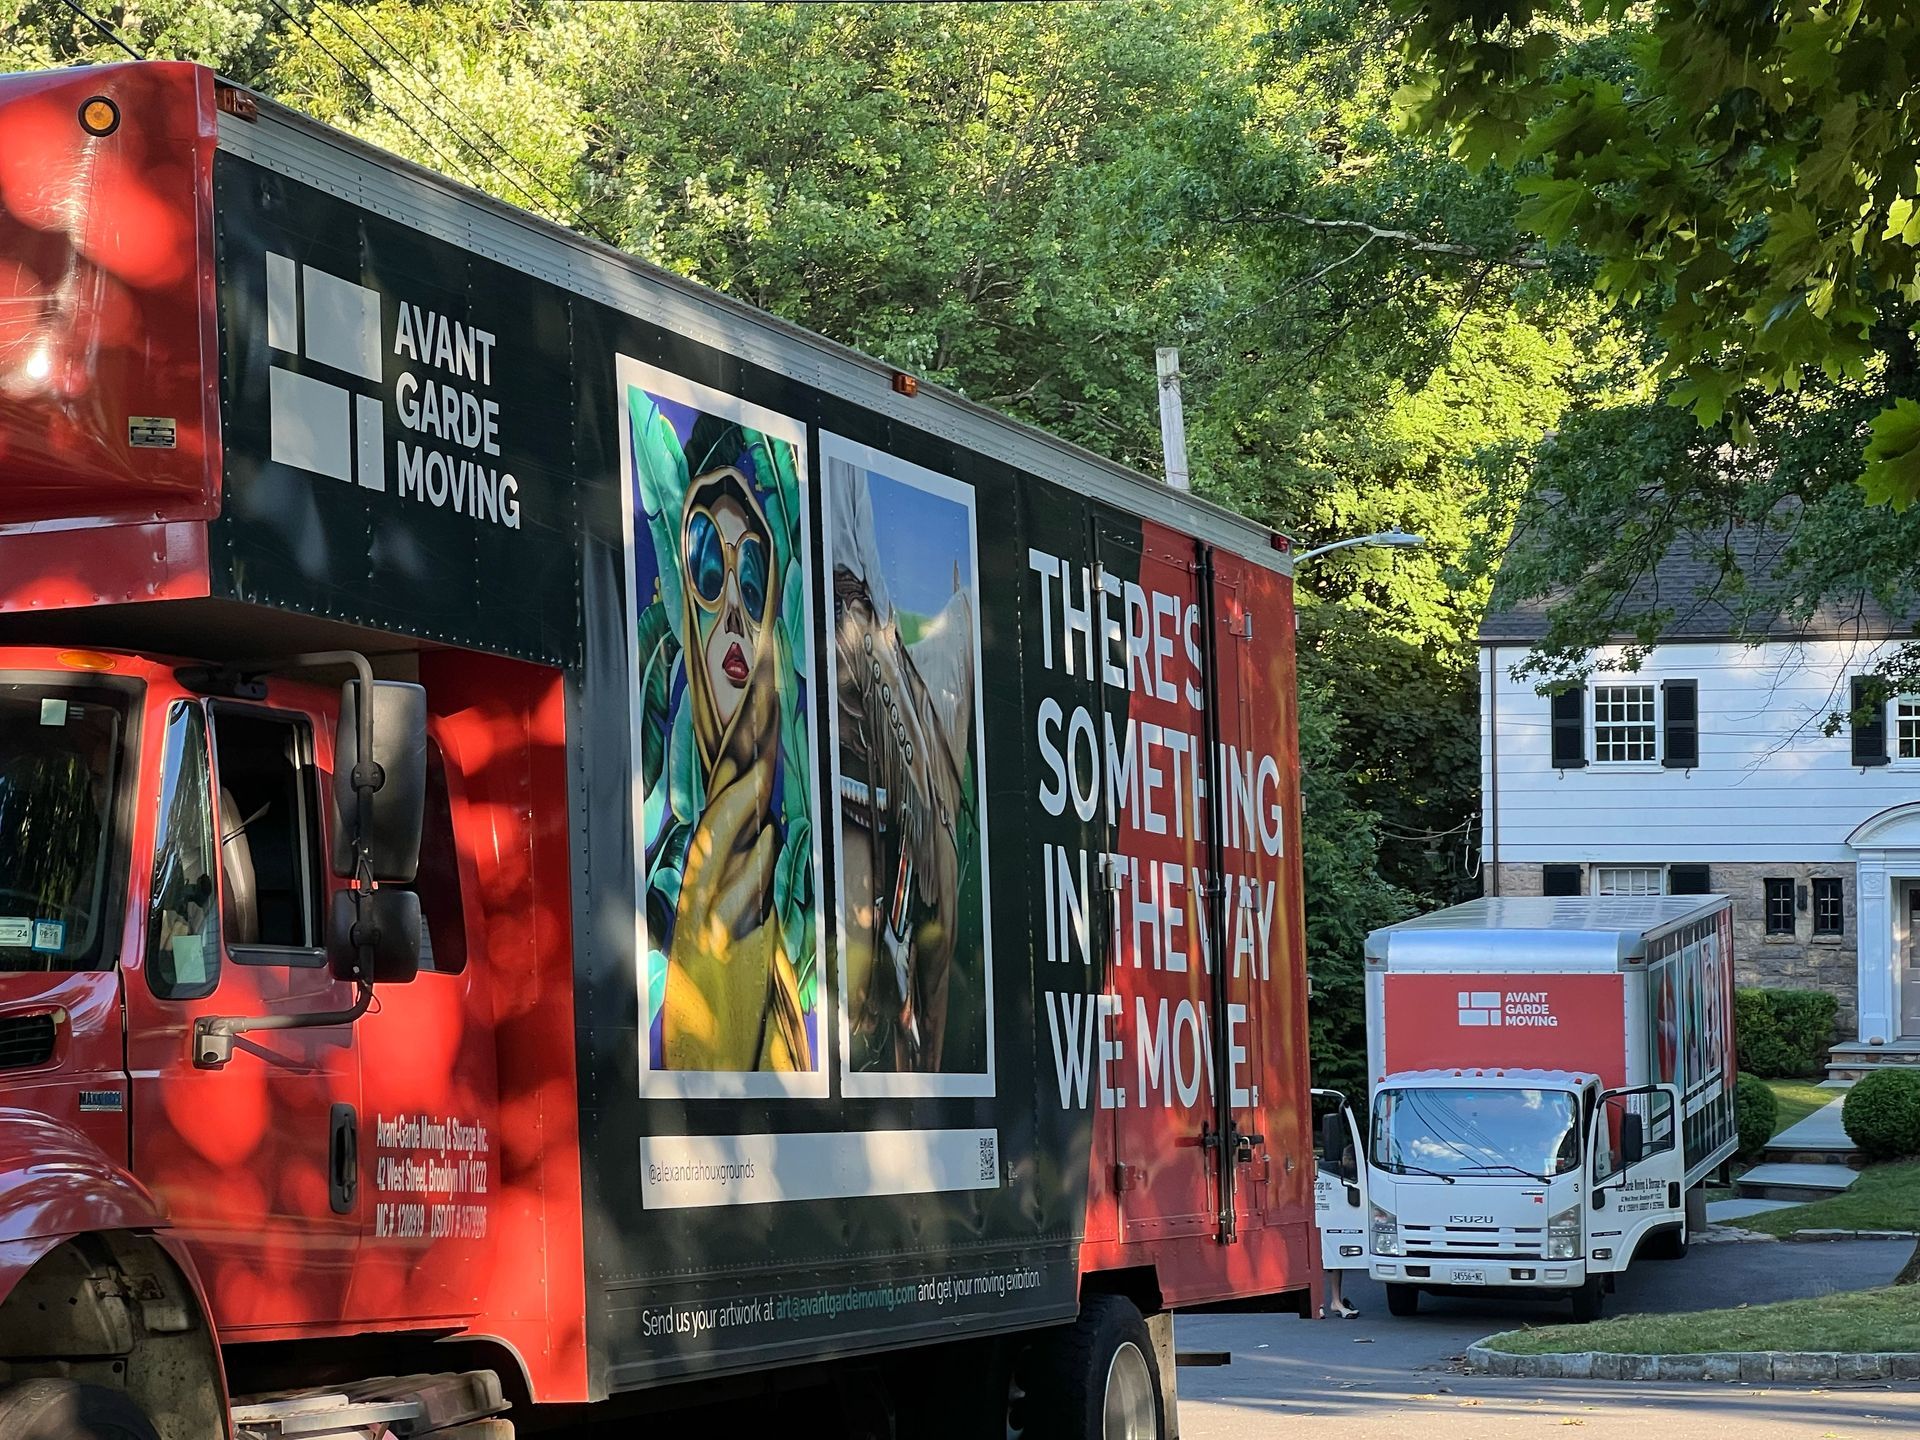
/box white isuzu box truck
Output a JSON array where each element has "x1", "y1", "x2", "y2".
[{"x1": 1316, "y1": 896, "x2": 1740, "y2": 1322}]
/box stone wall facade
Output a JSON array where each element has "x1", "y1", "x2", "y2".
[{"x1": 1492, "y1": 861, "x2": 1858, "y2": 1034}]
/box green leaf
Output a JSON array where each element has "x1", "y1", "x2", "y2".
[
  {"x1": 1515, "y1": 176, "x2": 1587, "y2": 245},
  {"x1": 1861, "y1": 399, "x2": 1920, "y2": 510}
]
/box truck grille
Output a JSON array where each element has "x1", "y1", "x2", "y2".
[
  {"x1": 0, "y1": 1013, "x2": 57, "y2": 1070},
  {"x1": 1403, "y1": 1224, "x2": 1545, "y2": 1260}
]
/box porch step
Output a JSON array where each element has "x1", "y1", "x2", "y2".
[
  {"x1": 1757, "y1": 1096, "x2": 1862, "y2": 1168},
  {"x1": 1734, "y1": 1162, "x2": 1861, "y2": 1204},
  {"x1": 1826, "y1": 1042, "x2": 1920, "y2": 1082},
  {"x1": 1707, "y1": 1197, "x2": 1800, "y2": 1224}
]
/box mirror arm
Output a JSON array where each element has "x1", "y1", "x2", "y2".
[{"x1": 192, "y1": 981, "x2": 373, "y2": 1069}]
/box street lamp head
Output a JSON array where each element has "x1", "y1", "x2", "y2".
[{"x1": 1291, "y1": 529, "x2": 1428, "y2": 565}]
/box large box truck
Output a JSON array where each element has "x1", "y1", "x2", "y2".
[
  {"x1": 1321, "y1": 896, "x2": 1738, "y2": 1323},
  {"x1": 0, "y1": 61, "x2": 1314, "y2": 1440}
]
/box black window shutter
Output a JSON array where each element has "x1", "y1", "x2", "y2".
[
  {"x1": 1551, "y1": 685, "x2": 1587, "y2": 769},
  {"x1": 1853, "y1": 676, "x2": 1890, "y2": 767},
  {"x1": 1542, "y1": 864, "x2": 1582, "y2": 897},
  {"x1": 1668, "y1": 864, "x2": 1711, "y2": 896},
  {"x1": 1662, "y1": 679, "x2": 1698, "y2": 768}
]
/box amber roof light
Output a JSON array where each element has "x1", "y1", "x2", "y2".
[{"x1": 78, "y1": 96, "x2": 121, "y2": 137}]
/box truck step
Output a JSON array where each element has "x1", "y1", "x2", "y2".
[
  {"x1": 1734, "y1": 1162, "x2": 1860, "y2": 1204},
  {"x1": 233, "y1": 1371, "x2": 506, "y2": 1438}
]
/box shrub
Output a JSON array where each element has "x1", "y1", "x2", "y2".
[
  {"x1": 1735, "y1": 988, "x2": 1840, "y2": 1078},
  {"x1": 1842, "y1": 1069, "x2": 1920, "y2": 1161},
  {"x1": 1735, "y1": 1072, "x2": 1778, "y2": 1159}
]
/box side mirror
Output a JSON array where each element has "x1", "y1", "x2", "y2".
[
  {"x1": 329, "y1": 889, "x2": 422, "y2": 984},
  {"x1": 1321, "y1": 1111, "x2": 1346, "y2": 1167},
  {"x1": 1620, "y1": 1113, "x2": 1646, "y2": 1168},
  {"x1": 332, "y1": 680, "x2": 428, "y2": 882}
]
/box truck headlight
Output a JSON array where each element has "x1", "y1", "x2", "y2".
[
  {"x1": 1370, "y1": 1202, "x2": 1401, "y2": 1256},
  {"x1": 1547, "y1": 1203, "x2": 1581, "y2": 1261}
]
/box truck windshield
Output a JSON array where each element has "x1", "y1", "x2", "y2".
[
  {"x1": 0, "y1": 678, "x2": 127, "y2": 973},
  {"x1": 1370, "y1": 1086, "x2": 1581, "y2": 1180}
]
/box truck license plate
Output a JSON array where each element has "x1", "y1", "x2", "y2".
[{"x1": 1451, "y1": 1267, "x2": 1487, "y2": 1284}]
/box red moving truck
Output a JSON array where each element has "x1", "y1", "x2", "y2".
[
  {"x1": 1320, "y1": 895, "x2": 1738, "y2": 1322},
  {"x1": 0, "y1": 62, "x2": 1315, "y2": 1439}
]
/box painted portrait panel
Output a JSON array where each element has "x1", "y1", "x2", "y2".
[
  {"x1": 822, "y1": 434, "x2": 995, "y2": 1099},
  {"x1": 619, "y1": 356, "x2": 826, "y2": 1099}
]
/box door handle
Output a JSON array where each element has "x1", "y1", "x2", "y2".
[{"x1": 329, "y1": 1103, "x2": 358, "y2": 1215}]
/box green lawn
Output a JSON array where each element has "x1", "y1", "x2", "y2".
[
  {"x1": 1765, "y1": 1077, "x2": 1833, "y2": 1135},
  {"x1": 1482, "y1": 1285, "x2": 1920, "y2": 1356},
  {"x1": 1740, "y1": 1160, "x2": 1920, "y2": 1237}
]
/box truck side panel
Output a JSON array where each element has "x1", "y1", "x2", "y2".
[{"x1": 202, "y1": 109, "x2": 1311, "y2": 1399}]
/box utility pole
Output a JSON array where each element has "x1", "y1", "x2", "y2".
[{"x1": 1156, "y1": 347, "x2": 1190, "y2": 491}]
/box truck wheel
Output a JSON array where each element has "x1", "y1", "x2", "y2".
[
  {"x1": 0, "y1": 1380, "x2": 161, "y2": 1440},
  {"x1": 1384, "y1": 1284, "x2": 1419, "y2": 1317},
  {"x1": 1023, "y1": 1293, "x2": 1164, "y2": 1440},
  {"x1": 1569, "y1": 1276, "x2": 1606, "y2": 1324},
  {"x1": 1646, "y1": 1225, "x2": 1688, "y2": 1261}
]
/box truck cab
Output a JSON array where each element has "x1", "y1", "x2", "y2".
[{"x1": 1324, "y1": 1067, "x2": 1688, "y2": 1322}]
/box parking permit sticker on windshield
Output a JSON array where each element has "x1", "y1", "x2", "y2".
[
  {"x1": 30, "y1": 921, "x2": 64, "y2": 953},
  {"x1": 39, "y1": 698, "x2": 67, "y2": 727},
  {"x1": 0, "y1": 918, "x2": 28, "y2": 948}
]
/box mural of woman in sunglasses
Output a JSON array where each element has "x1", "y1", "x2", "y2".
[{"x1": 661, "y1": 455, "x2": 813, "y2": 1073}]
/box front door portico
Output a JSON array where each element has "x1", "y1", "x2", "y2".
[{"x1": 1846, "y1": 803, "x2": 1920, "y2": 1043}]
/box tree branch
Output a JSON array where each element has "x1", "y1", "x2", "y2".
[{"x1": 1232, "y1": 210, "x2": 1548, "y2": 272}]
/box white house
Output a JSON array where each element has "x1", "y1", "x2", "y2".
[{"x1": 1481, "y1": 556, "x2": 1920, "y2": 1059}]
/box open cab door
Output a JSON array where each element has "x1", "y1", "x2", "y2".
[
  {"x1": 1588, "y1": 1082, "x2": 1686, "y2": 1274},
  {"x1": 1311, "y1": 1088, "x2": 1368, "y2": 1276}
]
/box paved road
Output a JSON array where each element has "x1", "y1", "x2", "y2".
[{"x1": 1176, "y1": 1238, "x2": 1919, "y2": 1439}]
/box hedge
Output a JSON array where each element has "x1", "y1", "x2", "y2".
[
  {"x1": 1735, "y1": 988, "x2": 1839, "y2": 1078},
  {"x1": 1842, "y1": 1068, "x2": 1920, "y2": 1161},
  {"x1": 1735, "y1": 1071, "x2": 1778, "y2": 1159}
]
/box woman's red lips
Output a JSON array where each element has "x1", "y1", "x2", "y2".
[{"x1": 722, "y1": 642, "x2": 749, "y2": 683}]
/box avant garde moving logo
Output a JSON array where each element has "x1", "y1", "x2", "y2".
[
  {"x1": 263, "y1": 253, "x2": 521, "y2": 530},
  {"x1": 1456, "y1": 990, "x2": 1560, "y2": 1029}
]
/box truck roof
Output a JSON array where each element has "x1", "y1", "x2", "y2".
[
  {"x1": 1377, "y1": 1067, "x2": 1600, "y2": 1091},
  {"x1": 1364, "y1": 894, "x2": 1730, "y2": 970}
]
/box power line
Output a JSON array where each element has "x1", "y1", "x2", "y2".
[
  {"x1": 297, "y1": 2, "x2": 556, "y2": 218},
  {"x1": 338, "y1": 5, "x2": 615, "y2": 245},
  {"x1": 59, "y1": 0, "x2": 144, "y2": 60}
]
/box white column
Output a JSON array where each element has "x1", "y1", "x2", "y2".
[{"x1": 1857, "y1": 855, "x2": 1895, "y2": 1043}]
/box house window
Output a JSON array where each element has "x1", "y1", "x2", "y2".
[
  {"x1": 1542, "y1": 864, "x2": 1582, "y2": 896},
  {"x1": 1592, "y1": 685, "x2": 1657, "y2": 763},
  {"x1": 1594, "y1": 866, "x2": 1662, "y2": 896},
  {"x1": 1899, "y1": 698, "x2": 1920, "y2": 760},
  {"x1": 1668, "y1": 865, "x2": 1711, "y2": 896},
  {"x1": 1813, "y1": 877, "x2": 1844, "y2": 937},
  {"x1": 1764, "y1": 877, "x2": 1796, "y2": 936}
]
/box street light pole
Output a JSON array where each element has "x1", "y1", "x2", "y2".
[{"x1": 1291, "y1": 529, "x2": 1425, "y2": 565}]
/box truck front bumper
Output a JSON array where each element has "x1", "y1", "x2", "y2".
[{"x1": 1371, "y1": 1259, "x2": 1586, "y2": 1290}]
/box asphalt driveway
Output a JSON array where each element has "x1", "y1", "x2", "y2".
[{"x1": 1176, "y1": 1237, "x2": 1919, "y2": 1439}]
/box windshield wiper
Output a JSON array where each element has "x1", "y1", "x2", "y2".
[
  {"x1": 1385, "y1": 1163, "x2": 1455, "y2": 1184},
  {"x1": 1454, "y1": 1163, "x2": 1553, "y2": 1182}
]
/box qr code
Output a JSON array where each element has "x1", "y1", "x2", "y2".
[{"x1": 979, "y1": 1135, "x2": 999, "y2": 1182}]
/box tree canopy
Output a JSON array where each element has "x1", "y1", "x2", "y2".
[{"x1": 2, "y1": 0, "x2": 1633, "y2": 1085}]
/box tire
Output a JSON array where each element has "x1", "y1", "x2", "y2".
[
  {"x1": 1384, "y1": 1283, "x2": 1420, "y2": 1317},
  {"x1": 0, "y1": 1380, "x2": 161, "y2": 1440},
  {"x1": 1569, "y1": 1275, "x2": 1606, "y2": 1324},
  {"x1": 1022, "y1": 1293, "x2": 1165, "y2": 1440}
]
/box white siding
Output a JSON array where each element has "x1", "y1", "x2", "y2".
[{"x1": 1483, "y1": 639, "x2": 1920, "y2": 863}]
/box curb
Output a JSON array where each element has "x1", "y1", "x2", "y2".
[
  {"x1": 1466, "y1": 1343, "x2": 1920, "y2": 1383},
  {"x1": 1698, "y1": 1226, "x2": 1918, "y2": 1244}
]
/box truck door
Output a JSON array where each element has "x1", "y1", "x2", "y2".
[
  {"x1": 1312, "y1": 1089, "x2": 1368, "y2": 1270},
  {"x1": 124, "y1": 690, "x2": 363, "y2": 1330},
  {"x1": 1200, "y1": 551, "x2": 1276, "y2": 1240},
  {"x1": 1588, "y1": 1083, "x2": 1686, "y2": 1272},
  {"x1": 1095, "y1": 518, "x2": 1215, "y2": 1244}
]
